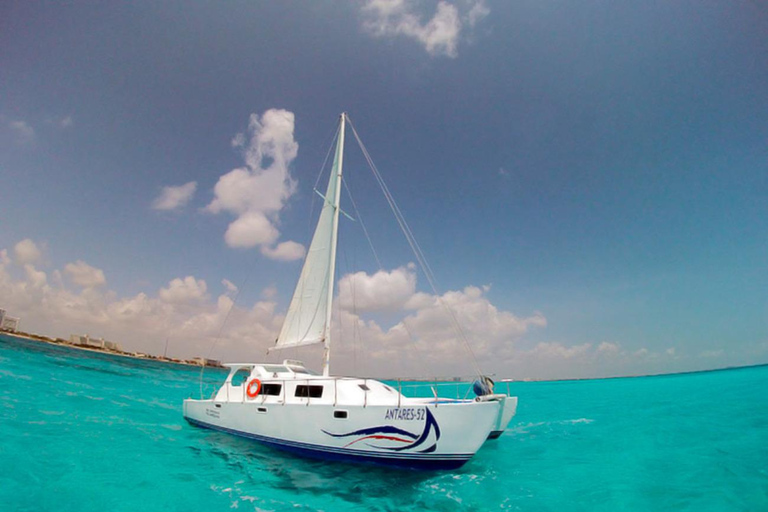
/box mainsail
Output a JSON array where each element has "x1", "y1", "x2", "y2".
[{"x1": 273, "y1": 114, "x2": 345, "y2": 370}]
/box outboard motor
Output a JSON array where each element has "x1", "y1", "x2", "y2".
[{"x1": 472, "y1": 376, "x2": 495, "y2": 397}]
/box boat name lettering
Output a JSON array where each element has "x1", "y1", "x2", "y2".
[{"x1": 384, "y1": 408, "x2": 425, "y2": 421}]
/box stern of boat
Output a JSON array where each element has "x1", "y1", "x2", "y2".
[{"x1": 488, "y1": 396, "x2": 517, "y2": 439}]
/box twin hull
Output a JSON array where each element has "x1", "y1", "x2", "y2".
[{"x1": 183, "y1": 398, "x2": 510, "y2": 470}]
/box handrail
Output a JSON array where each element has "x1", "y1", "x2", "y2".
[{"x1": 203, "y1": 375, "x2": 510, "y2": 405}]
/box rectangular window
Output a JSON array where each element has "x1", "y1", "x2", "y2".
[
  {"x1": 261, "y1": 383, "x2": 282, "y2": 396},
  {"x1": 295, "y1": 385, "x2": 324, "y2": 398}
]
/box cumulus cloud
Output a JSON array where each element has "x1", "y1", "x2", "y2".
[
  {"x1": 222, "y1": 278, "x2": 238, "y2": 295},
  {"x1": 24, "y1": 264, "x2": 48, "y2": 288},
  {"x1": 0, "y1": 240, "x2": 547, "y2": 374},
  {"x1": 3, "y1": 239, "x2": 732, "y2": 379},
  {"x1": 361, "y1": 0, "x2": 489, "y2": 57},
  {"x1": 262, "y1": 285, "x2": 278, "y2": 299},
  {"x1": 0, "y1": 242, "x2": 287, "y2": 360},
  {"x1": 223, "y1": 211, "x2": 279, "y2": 248},
  {"x1": 527, "y1": 342, "x2": 593, "y2": 360},
  {"x1": 152, "y1": 181, "x2": 197, "y2": 211},
  {"x1": 261, "y1": 240, "x2": 306, "y2": 261},
  {"x1": 158, "y1": 276, "x2": 208, "y2": 304},
  {"x1": 14, "y1": 239, "x2": 42, "y2": 265},
  {"x1": 338, "y1": 265, "x2": 417, "y2": 312},
  {"x1": 64, "y1": 260, "x2": 106, "y2": 288},
  {"x1": 466, "y1": 0, "x2": 490, "y2": 28},
  {"x1": 597, "y1": 341, "x2": 620, "y2": 354},
  {"x1": 330, "y1": 268, "x2": 547, "y2": 376},
  {"x1": 206, "y1": 109, "x2": 305, "y2": 260}
]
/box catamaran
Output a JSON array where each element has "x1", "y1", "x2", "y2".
[{"x1": 183, "y1": 113, "x2": 517, "y2": 469}]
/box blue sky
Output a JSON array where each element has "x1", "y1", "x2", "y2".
[{"x1": 1, "y1": 0, "x2": 766, "y2": 379}]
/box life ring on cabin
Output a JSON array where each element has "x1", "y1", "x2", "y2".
[{"x1": 246, "y1": 379, "x2": 261, "y2": 398}]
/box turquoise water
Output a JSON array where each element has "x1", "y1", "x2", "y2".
[{"x1": 1, "y1": 334, "x2": 767, "y2": 511}]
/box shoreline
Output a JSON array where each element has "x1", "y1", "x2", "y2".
[
  {"x1": 2, "y1": 329, "x2": 764, "y2": 383},
  {"x1": 0, "y1": 330, "x2": 224, "y2": 370}
]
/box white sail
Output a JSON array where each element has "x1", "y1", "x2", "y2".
[{"x1": 274, "y1": 114, "x2": 345, "y2": 355}]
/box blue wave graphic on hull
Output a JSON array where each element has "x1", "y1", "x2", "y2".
[{"x1": 322, "y1": 409, "x2": 441, "y2": 453}]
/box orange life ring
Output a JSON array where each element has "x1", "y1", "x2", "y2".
[{"x1": 246, "y1": 379, "x2": 261, "y2": 398}]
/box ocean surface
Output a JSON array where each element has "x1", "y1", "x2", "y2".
[{"x1": 1, "y1": 334, "x2": 766, "y2": 512}]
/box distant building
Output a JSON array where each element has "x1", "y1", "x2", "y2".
[
  {"x1": 0, "y1": 309, "x2": 5, "y2": 326},
  {"x1": 103, "y1": 340, "x2": 122, "y2": 352},
  {"x1": 190, "y1": 357, "x2": 222, "y2": 367},
  {"x1": 2, "y1": 315, "x2": 20, "y2": 332},
  {"x1": 68, "y1": 334, "x2": 103, "y2": 349}
]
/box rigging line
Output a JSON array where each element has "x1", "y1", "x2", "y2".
[
  {"x1": 364, "y1": 153, "x2": 481, "y2": 379},
  {"x1": 199, "y1": 277, "x2": 248, "y2": 399},
  {"x1": 306, "y1": 121, "x2": 342, "y2": 253},
  {"x1": 346, "y1": 117, "x2": 483, "y2": 378},
  {"x1": 342, "y1": 176, "x2": 383, "y2": 270},
  {"x1": 338, "y1": 247, "x2": 355, "y2": 374},
  {"x1": 313, "y1": 120, "x2": 342, "y2": 192},
  {"x1": 340, "y1": 151, "x2": 433, "y2": 378}
]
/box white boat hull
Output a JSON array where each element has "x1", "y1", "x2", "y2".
[{"x1": 183, "y1": 397, "x2": 502, "y2": 470}]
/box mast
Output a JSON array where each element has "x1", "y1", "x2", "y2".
[{"x1": 322, "y1": 112, "x2": 346, "y2": 377}]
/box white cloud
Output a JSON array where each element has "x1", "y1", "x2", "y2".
[
  {"x1": 262, "y1": 285, "x2": 278, "y2": 299},
  {"x1": 361, "y1": 0, "x2": 489, "y2": 58},
  {"x1": 222, "y1": 279, "x2": 238, "y2": 294},
  {"x1": 152, "y1": 181, "x2": 197, "y2": 211},
  {"x1": 14, "y1": 239, "x2": 42, "y2": 265},
  {"x1": 158, "y1": 276, "x2": 208, "y2": 304},
  {"x1": 466, "y1": 0, "x2": 489, "y2": 28},
  {"x1": 9, "y1": 120, "x2": 35, "y2": 145},
  {"x1": 330, "y1": 272, "x2": 547, "y2": 376},
  {"x1": 3, "y1": 240, "x2": 742, "y2": 379},
  {"x1": 206, "y1": 109, "x2": 302, "y2": 256},
  {"x1": 597, "y1": 341, "x2": 620, "y2": 354},
  {"x1": 231, "y1": 132, "x2": 245, "y2": 148},
  {"x1": 525, "y1": 342, "x2": 593, "y2": 360},
  {"x1": 0, "y1": 242, "x2": 285, "y2": 360},
  {"x1": 224, "y1": 211, "x2": 279, "y2": 248},
  {"x1": 24, "y1": 264, "x2": 48, "y2": 288},
  {"x1": 337, "y1": 265, "x2": 417, "y2": 312},
  {"x1": 60, "y1": 116, "x2": 73, "y2": 128},
  {"x1": 261, "y1": 240, "x2": 306, "y2": 261},
  {"x1": 64, "y1": 260, "x2": 106, "y2": 288}
]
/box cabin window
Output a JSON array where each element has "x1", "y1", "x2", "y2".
[
  {"x1": 262, "y1": 365, "x2": 289, "y2": 374},
  {"x1": 260, "y1": 383, "x2": 282, "y2": 396},
  {"x1": 231, "y1": 369, "x2": 250, "y2": 386},
  {"x1": 358, "y1": 384, "x2": 370, "y2": 391},
  {"x1": 334, "y1": 410, "x2": 348, "y2": 419},
  {"x1": 295, "y1": 385, "x2": 324, "y2": 398}
]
